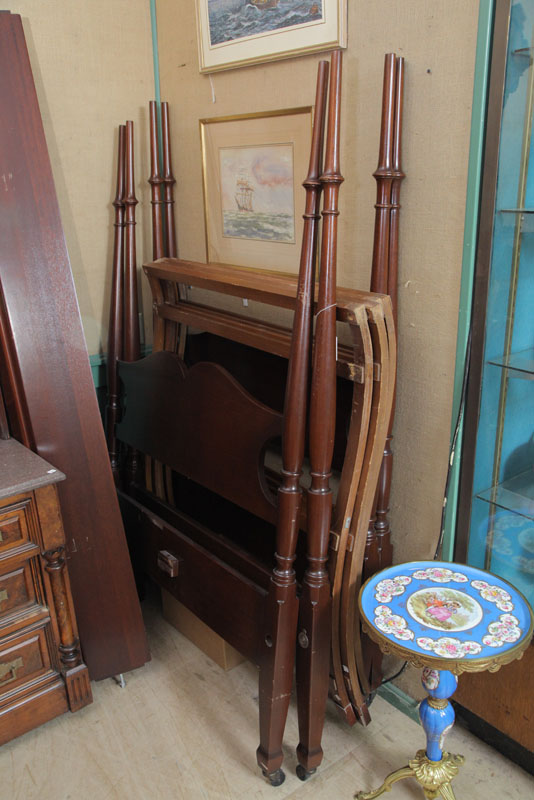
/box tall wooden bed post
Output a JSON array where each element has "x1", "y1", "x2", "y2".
[
  {"x1": 123, "y1": 120, "x2": 141, "y2": 486},
  {"x1": 106, "y1": 124, "x2": 126, "y2": 485},
  {"x1": 149, "y1": 101, "x2": 165, "y2": 262},
  {"x1": 365, "y1": 53, "x2": 405, "y2": 689},
  {"x1": 369, "y1": 53, "x2": 404, "y2": 567},
  {"x1": 296, "y1": 49, "x2": 343, "y2": 780},
  {"x1": 256, "y1": 58, "x2": 329, "y2": 788}
]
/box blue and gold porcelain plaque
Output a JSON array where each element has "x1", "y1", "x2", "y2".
[{"x1": 359, "y1": 561, "x2": 534, "y2": 674}]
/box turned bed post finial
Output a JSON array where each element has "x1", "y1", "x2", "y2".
[
  {"x1": 149, "y1": 101, "x2": 165, "y2": 261},
  {"x1": 123, "y1": 120, "x2": 141, "y2": 484},
  {"x1": 161, "y1": 101, "x2": 177, "y2": 260},
  {"x1": 123, "y1": 120, "x2": 140, "y2": 363},
  {"x1": 161, "y1": 101, "x2": 187, "y2": 357},
  {"x1": 106, "y1": 124, "x2": 126, "y2": 483}
]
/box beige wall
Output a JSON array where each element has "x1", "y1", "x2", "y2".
[
  {"x1": 156, "y1": 0, "x2": 480, "y2": 563},
  {"x1": 16, "y1": 1, "x2": 155, "y2": 355}
]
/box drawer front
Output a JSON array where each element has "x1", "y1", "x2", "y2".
[
  {"x1": 0, "y1": 626, "x2": 52, "y2": 696},
  {"x1": 0, "y1": 501, "x2": 32, "y2": 555},
  {"x1": 0, "y1": 563, "x2": 37, "y2": 619}
]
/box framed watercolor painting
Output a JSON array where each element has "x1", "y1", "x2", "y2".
[
  {"x1": 200, "y1": 107, "x2": 312, "y2": 270},
  {"x1": 195, "y1": 0, "x2": 347, "y2": 73}
]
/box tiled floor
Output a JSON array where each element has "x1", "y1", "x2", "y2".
[{"x1": 1, "y1": 596, "x2": 533, "y2": 799}]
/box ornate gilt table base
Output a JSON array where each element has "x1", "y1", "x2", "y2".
[
  {"x1": 356, "y1": 750, "x2": 464, "y2": 800},
  {"x1": 356, "y1": 561, "x2": 534, "y2": 800},
  {"x1": 356, "y1": 669, "x2": 464, "y2": 800}
]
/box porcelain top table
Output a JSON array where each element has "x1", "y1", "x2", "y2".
[{"x1": 356, "y1": 561, "x2": 534, "y2": 799}]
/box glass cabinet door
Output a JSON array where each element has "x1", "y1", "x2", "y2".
[{"x1": 463, "y1": 0, "x2": 534, "y2": 608}]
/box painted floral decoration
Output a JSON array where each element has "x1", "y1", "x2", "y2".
[
  {"x1": 374, "y1": 605, "x2": 414, "y2": 641},
  {"x1": 416, "y1": 636, "x2": 482, "y2": 658},
  {"x1": 421, "y1": 667, "x2": 440, "y2": 691},
  {"x1": 483, "y1": 614, "x2": 522, "y2": 647},
  {"x1": 375, "y1": 575, "x2": 412, "y2": 602},
  {"x1": 412, "y1": 567, "x2": 468, "y2": 584},
  {"x1": 471, "y1": 580, "x2": 514, "y2": 612}
]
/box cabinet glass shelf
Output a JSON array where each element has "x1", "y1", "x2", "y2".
[
  {"x1": 477, "y1": 468, "x2": 534, "y2": 520},
  {"x1": 487, "y1": 347, "x2": 534, "y2": 377},
  {"x1": 498, "y1": 208, "x2": 534, "y2": 230}
]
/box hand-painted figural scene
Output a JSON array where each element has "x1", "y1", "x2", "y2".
[
  {"x1": 219, "y1": 144, "x2": 295, "y2": 242},
  {"x1": 407, "y1": 588, "x2": 483, "y2": 632},
  {"x1": 208, "y1": 0, "x2": 324, "y2": 46}
]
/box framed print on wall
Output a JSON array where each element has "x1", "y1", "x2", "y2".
[
  {"x1": 200, "y1": 107, "x2": 312, "y2": 271},
  {"x1": 196, "y1": 1, "x2": 347, "y2": 73}
]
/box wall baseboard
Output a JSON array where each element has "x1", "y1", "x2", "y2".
[{"x1": 377, "y1": 683, "x2": 421, "y2": 725}]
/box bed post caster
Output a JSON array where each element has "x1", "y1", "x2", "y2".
[
  {"x1": 296, "y1": 764, "x2": 317, "y2": 781},
  {"x1": 262, "y1": 768, "x2": 285, "y2": 787}
]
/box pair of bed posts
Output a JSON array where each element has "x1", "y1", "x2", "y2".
[
  {"x1": 106, "y1": 105, "x2": 180, "y2": 493},
  {"x1": 106, "y1": 52, "x2": 343, "y2": 784}
]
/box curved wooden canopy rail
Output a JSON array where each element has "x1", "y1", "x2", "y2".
[
  {"x1": 340, "y1": 297, "x2": 396, "y2": 713},
  {"x1": 295, "y1": 49, "x2": 343, "y2": 779},
  {"x1": 256, "y1": 57, "x2": 329, "y2": 786},
  {"x1": 106, "y1": 124, "x2": 126, "y2": 485},
  {"x1": 328, "y1": 302, "x2": 374, "y2": 726}
]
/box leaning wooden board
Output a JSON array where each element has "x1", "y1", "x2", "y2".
[{"x1": 0, "y1": 12, "x2": 149, "y2": 680}]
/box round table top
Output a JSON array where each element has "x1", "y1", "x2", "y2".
[{"x1": 359, "y1": 561, "x2": 534, "y2": 674}]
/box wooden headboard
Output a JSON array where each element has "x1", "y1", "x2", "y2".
[{"x1": 117, "y1": 351, "x2": 281, "y2": 523}]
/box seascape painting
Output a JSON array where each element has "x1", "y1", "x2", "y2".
[
  {"x1": 219, "y1": 144, "x2": 295, "y2": 243},
  {"x1": 208, "y1": 0, "x2": 324, "y2": 46}
]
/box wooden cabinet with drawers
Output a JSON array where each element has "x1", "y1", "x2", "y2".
[{"x1": 0, "y1": 437, "x2": 92, "y2": 744}]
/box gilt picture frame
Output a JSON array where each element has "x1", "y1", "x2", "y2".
[
  {"x1": 196, "y1": 0, "x2": 347, "y2": 73},
  {"x1": 200, "y1": 107, "x2": 312, "y2": 271}
]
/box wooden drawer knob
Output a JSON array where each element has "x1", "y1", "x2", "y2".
[{"x1": 157, "y1": 550, "x2": 181, "y2": 578}]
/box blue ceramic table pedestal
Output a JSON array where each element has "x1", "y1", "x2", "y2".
[
  {"x1": 356, "y1": 668, "x2": 464, "y2": 799},
  {"x1": 355, "y1": 561, "x2": 534, "y2": 800}
]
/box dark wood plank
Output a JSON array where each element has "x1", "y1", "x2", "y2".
[{"x1": 0, "y1": 12, "x2": 149, "y2": 680}]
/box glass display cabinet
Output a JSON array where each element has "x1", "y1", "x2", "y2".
[{"x1": 455, "y1": 0, "x2": 534, "y2": 767}]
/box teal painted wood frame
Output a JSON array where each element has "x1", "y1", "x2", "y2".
[{"x1": 441, "y1": 0, "x2": 497, "y2": 561}]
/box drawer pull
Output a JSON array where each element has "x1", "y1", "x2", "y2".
[
  {"x1": 0, "y1": 656, "x2": 24, "y2": 686},
  {"x1": 157, "y1": 550, "x2": 181, "y2": 578},
  {"x1": 0, "y1": 589, "x2": 7, "y2": 608}
]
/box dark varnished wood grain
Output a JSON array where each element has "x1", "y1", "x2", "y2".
[
  {"x1": 296, "y1": 51, "x2": 342, "y2": 775},
  {"x1": 0, "y1": 12, "x2": 148, "y2": 680}
]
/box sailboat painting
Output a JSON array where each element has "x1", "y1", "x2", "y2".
[
  {"x1": 219, "y1": 144, "x2": 295, "y2": 243},
  {"x1": 207, "y1": 0, "x2": 324, "y2": 46}
]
